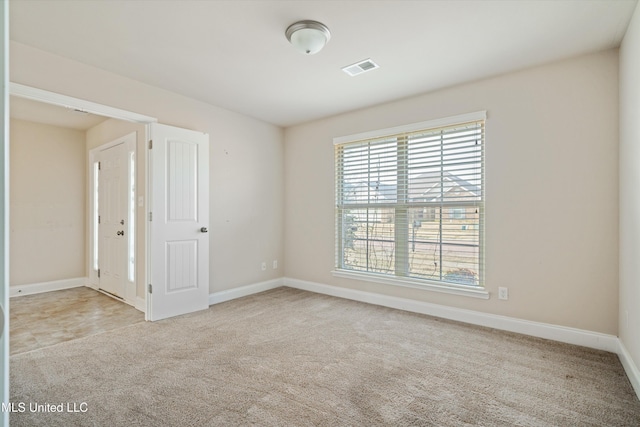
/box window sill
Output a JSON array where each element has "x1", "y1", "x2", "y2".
[{"x1": 331, "y1": 269, "x2": 490, "y2": 299}]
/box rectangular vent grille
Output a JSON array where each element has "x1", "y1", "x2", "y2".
[{"x1": 342, "y1": 58, "x2": 380, "y2": 77}]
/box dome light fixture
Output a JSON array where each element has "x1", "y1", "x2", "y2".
[{"x1": 285, "y1": 20, "x2": 331, "y2": 55}]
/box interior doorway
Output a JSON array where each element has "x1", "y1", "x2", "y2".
[
  {"x1": 8, "y1": 83, "x2": 156, "y2": 318},
  {"x1": 93, "y1": 134, "x2": 136, "y2": 304},
  {"x1": 8, "y1": 83, "x2": 211, "y2": 322}
]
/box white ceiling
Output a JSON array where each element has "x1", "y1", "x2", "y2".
[{"x1": 9, "y1": 0, "x2": 638, "y2": 128}]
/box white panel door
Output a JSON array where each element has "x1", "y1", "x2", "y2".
[
  {"x1": 148, "y1": 124, "x2": 209, "y2": 321},
  {"x1": 97, "y1": 142, "x2": 130, "y2": 298}
]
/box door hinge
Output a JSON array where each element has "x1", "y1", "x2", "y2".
[
  {"x1": 148, "y1": 284, "x2": 152, "y2": 294},
  {"x1": 98, "y1": 161, "x2": 101, "y2": 170},
  {"x1": 149, "y1": 212, "x2": 153, "y2": 222},
  {"x1": 98, "y1": 215, "x2": 101, "y2": 224},
  {"x1": 97, "y1": 268, "x2": 101, "y2": 278},
  {"x1": 149, "y1": 140, "x2": 153, "y2": 149}
]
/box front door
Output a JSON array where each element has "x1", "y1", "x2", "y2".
[
  {"x1": 97, "y1": 138, "x2": 134, "y2": 299},
  {"x1": 148, "y1": 124, "x2": 209, "y2": 321}
]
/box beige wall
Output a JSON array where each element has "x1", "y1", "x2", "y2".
[
  {"x1": 8, "y1": 41, "x2": 622, "y2": 337},
  {"x1": 619, "y1": 4, "x2": 640, "y2": 372},
  {"x1": 285, "y1": 49, "x2": 619, "y2": 335},
  {"x1": 10, "y1": 42, "x2": 284, "y2": 294},
  {"x1": 85, "y1": 119, "x2": 146, "y2": 300},
  {"x1": 9, "y1": 118, "x2": 86, "y2": 285}
]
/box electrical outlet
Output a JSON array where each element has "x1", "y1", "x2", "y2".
[
  {"x1": 273, "y1": 260, "x2": 278, "y2": 269},
  {"x1": 498, "y1": 287, "x2": 508, "y2": 300},
  {"x1": 261, "y1": 262, "x2": 267, "y2": 271}
]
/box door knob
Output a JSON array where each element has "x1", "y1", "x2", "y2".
[{"x1": 200, "y1": 227, "x2": 208, "y2": 233}]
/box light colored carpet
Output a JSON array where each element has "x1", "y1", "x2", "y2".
[{"x1": 10, "y1": 287, "x2": 640, "y2": 426}]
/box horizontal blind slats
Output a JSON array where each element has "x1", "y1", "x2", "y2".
[{"x1": 336, "y1": 119, "x2": 484, "y2": 287}]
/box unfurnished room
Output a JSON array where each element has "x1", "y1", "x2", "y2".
[{"x1": 1, "y1": 0, "x2": 640, "y2": 426}]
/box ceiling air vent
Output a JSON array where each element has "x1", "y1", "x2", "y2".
[{"x1": 342, "y1": 58, "x2": 380, "y2": 77}]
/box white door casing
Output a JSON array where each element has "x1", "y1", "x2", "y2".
[
  {"x1": 148, "y1": 124, "x2": 209, "y2": 321},
  {"x1": 94, "y1": 134, "x2": 136, "y2": 302}
]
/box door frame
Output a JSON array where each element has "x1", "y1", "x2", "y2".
[{"x1": 9, "y1": 83, "x2": 157, "y2": 317}]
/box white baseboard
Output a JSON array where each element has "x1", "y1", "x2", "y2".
[
  {"x1": 618, "y1": 341, "x2": 640, "y2": 398},
  {"x1": 9, "y1": 277, "x2": 87, "y2": 297},
  {"x1": 283, "y1": 277, "x2": 619, "y2": 353},
  {"x1": 209, "y1": 278, "x2": 284, "y2": 306}
]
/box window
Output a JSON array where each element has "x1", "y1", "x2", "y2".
[
  {"x1": 335, "y1": 112, "x2": 485, "y2": 292},
  {"x1": 449, "y1": 208, "x2": 466, "y2": 220}
]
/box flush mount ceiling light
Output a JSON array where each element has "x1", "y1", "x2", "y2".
[{"x1": 285, "y1": 20, "x2": 331, "y2": 55}]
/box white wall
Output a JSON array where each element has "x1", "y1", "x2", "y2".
[
  {"x1": 10, "y1": 118, "x2": 85, "y2": 285},
  {"x1": 285, "y1": 49, "x2": 619, "y2": 335},
  {"x1": 9, "y1": 42, "x2": 284, "y2": 294},
  {"x1": 619, "y1": 3, "x2": 640, "y2": 373}
]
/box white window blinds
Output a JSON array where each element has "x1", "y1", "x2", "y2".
[{"x1": 335, "y1": 113, "x2": 485, "y2": 288}]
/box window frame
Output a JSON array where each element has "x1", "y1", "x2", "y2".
[{"x1": 333, "y1": 111, "x2": 488, "y2": 299}]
